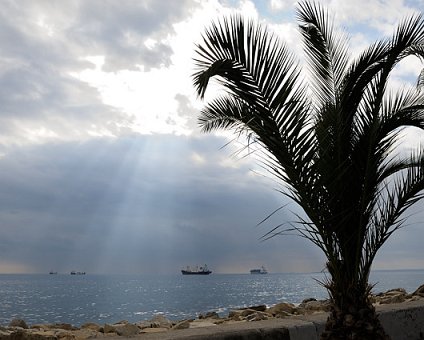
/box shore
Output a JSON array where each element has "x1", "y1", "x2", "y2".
[{"x1": 1, "y1": 284, "x2": 423, "y2": 339}]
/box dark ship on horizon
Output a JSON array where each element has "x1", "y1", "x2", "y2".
[
  {"x1": 181, "y1": 264, "x2": 212, "y2": 275},
  {"x1": 250, "y1": 266, "x2": 268, "y2": 274}
]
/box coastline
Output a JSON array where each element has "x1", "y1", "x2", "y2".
[{"x1": 1, "y1": 283, "x2": 423, "y2": 339}]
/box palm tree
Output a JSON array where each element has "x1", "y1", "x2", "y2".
[{"x1": 193, "y1": 2, "x2": 424, "y2": 339}]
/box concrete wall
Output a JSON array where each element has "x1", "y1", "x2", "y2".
[{"x1": 137, "y1": 300, "x2": 424, "y2": 340}]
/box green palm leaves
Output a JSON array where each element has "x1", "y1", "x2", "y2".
[{"x1": 193, "y1": 1, "x2": 424, "y2": 292}]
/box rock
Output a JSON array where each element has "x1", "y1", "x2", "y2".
[
  {"x1": 229, "y1": 308, "x2": 259, "y2": 318},
  {"x1": 112, "y1": 323, "x2": 140, "y2": 336},
  {"x1": 32, "y1": 331, "x2": 58, "y2": 340},
  {"x1": 80, "y1": 323, "x2": 101, "y2": 331},
  {"x1": 54, "y1": 330, "x2": 75, "y2": 339},
  {"x1": 413, "y1": 284, "x2": 424, "y2": 297},
  {"x1": 245, "y1": 311, "x2": 268, "y2": 322},
  {"x1": 102, "y1": 322, "x2": 140, "y2": 336},
  {"x1": 228, "y1": 310, "x2": 244, "y2": 320},
  {"x1": 10, "y1": 329, "x2": 57, "y2": 340},
  {"x1": 204, "y1": 311, "x2": 220, "y2": 319},
  {"x1": 241, "y1": 305, "x2": 267, "y2": 312},
  {"x1": 136, "y1": 320, "x2": 152, "y2": 330},
  {"x1": 9, "y1": 319, "x2": 28, "y2": 329},
  {"x1": 30, "y1": 325, "x2": 51, "y2": 331},
  {"x1": 375, "y1": 288, "x2": 407, "y2": 304},
  {"x1": 140, "y1": 327, "x2": 169, "y2": 334},
  {"x1": 385, "y1": 288, "x2": 407, "y2": 295},
  {"x1": 240, "y1": 309, "x2": 257, "y2": 317},
  {"x1": 52, "y1": 324, "x2": 76, "y2": 331},
  {"x1": 103, "y1": 324, "x2": 117, "y2": 334},
  {"x1": 0, "y1": 330, "x2": 11, "y2": 338},
  {"x1": 299, "y1": 299, "x2": 331, "y2": 313},
  {"x1": 172, "y1": 320, "x2": 192, "y2": 330},
  {"x1": 150, "y1": 315, "x2": 172, "y2": 329},
  {"x1": 137, "y1": 315, "x2": 173, "y2": 330},
  {"x1": 72, "y1": 329, "x2": 101, "y2": 339},
  {"x1": 267, "y1": 302, "x2": 296, "y2": 316},
  {"x1": 379, "y1": 294, "x2": 406, "y2": 304}
]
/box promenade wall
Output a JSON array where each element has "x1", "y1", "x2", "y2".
[{"x1": 137, "y1": 299, "x2": 424, "y2": 340}]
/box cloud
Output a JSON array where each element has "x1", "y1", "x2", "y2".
[
  {"x1": 1, "y1": 133, "x2": 423, "y2": 274},
  {"x1": 0, "y1": 134, "x2": 315, "y2": 274},
  {"x1": 0, "y1": 0, "x2": 423, "y2": 276}
]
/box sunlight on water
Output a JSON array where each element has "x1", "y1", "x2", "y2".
[{"x1": 0, "y1": 271, "x2": 423, "y2": 326}]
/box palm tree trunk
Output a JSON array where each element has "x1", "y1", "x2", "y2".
[{"x1": 320, "y1": 278, "x2": 390, "y2": 339}]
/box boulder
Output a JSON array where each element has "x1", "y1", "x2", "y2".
[
  {"x1": 112, "y1": 323, "x2": 140, "y2": 336},
  {"x1": 80, "y1": 323, "x2": 101, "y2": 331},
  {"x1": 72, "y1": 329, "x2": 102, "y2": 339},
  {"x1": 245, "y1": 311, "x2": 269, "y2": 322},
  {"x1": 30, "y1": 325, "x2": 51, "y2": 331},
  {"x1": 413, "y1": 284, "x2": 424, "y2": 297},
  {"x1": 228, "y1": 310, "x2": 243, "y2": 320},
  {"x1": 103, "y1": 324, "x2": 117, "y2": 334},
  {"x1": 103, "y1": 322, "x2": 140, "y2": 336},
  {"x1": 267, "y1": 302, "x2": 296, "y2": 316},
  {"x1": 140, "y1": 327, "x2": 169, "y2": 334},
  {"x1": 385, "y1": 288, "x2": 407, "y2": 295},
  {"x1": 0, "y1": 330, "x2": 11, "y2": 338},
  {"x1": 172, "y1": 320, "x2": 192, "y2": 330},
  {"x1": 9, "y1": 319, "x2": 28, "y2": 329},
  {"x1": 53, "y1": 330, "x2": 75, "y2": 340},
  {"x1": 10, "y1": 329, "x2": 57, "y2": 340},
  {"x1": 378, "y1": 294, "x2": 406, "y2": 304},
  {"x1": 136, "y1": 320, "x2": 152, "y2": 330},
  {"x1": 241, "y1": 305, "x2": 267, "y2": 312},
  {"x1": 375, "y1": 288, "x2": 407, "y2": 304},
  {"x1": 203, "y1": 311, "x2": 220, "y2": 319},
  {"x1": 51, "y1": 324, "x2": 76, "y2": 331},
  {"x1": 150, "y1": 315, "x2": 172, "y2": 329},
  {"x1": 240, "y1": 309, "x2": 257, "y2": 317},
  {"x1": 299, "y1": 299, "x2": 331, "y2": 313}
]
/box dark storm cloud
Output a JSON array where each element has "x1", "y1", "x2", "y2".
[
  {"x1": 0, "y1": 134, "x2": 324, "y2": 273},
  {"x1": 0, "y1": 133, "x2": 423, "y2": 274}
]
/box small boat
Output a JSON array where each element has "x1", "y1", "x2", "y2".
[
  {"x1": 250, "y1": 266, "x2": 268, "y2": 274},
  {"x1": 70, "y1": 271, "x2": 86, "y2": 275},
  {"x1": 49, "y1": 271, "x2": 58, "y2": 275},
  {"x1": 181, "y1": 264, "x2": 212, "y2": 275}
]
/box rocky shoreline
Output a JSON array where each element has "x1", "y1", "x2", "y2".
[{"x1": 1, "y1": 284, "x2": 423, "y2": 339}]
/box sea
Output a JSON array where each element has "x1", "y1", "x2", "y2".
[{"x1": 0, "y1": 270, "x2": 423, "y2": 327}]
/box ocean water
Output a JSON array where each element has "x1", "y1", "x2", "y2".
[{"x1": 0, "y1": 270, "x2": 423, "y2": 326}]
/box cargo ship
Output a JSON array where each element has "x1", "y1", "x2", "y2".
[
  {"x1": 250, "y1": 266, "x2": 268, "y2": 274},
  {"x1": 181, "y1": 264, "x2": 212, "y2": 275}
]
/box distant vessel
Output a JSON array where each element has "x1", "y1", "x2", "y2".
[
  {"x1": 70, "y1": 271, "x2": 86, "y2": 275},
  {"x1": 49, "y1": 271, "x2": 58, "y2": 275},
  {"x1": 181, "y1": 265, "x2": 212, "y2": 275},
  {"x1": 250, "y1": 266, "x2": 268, "y2": 274}
]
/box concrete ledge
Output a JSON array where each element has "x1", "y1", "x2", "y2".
[{"x1": 133, "y1": 300, "x2": 424, "y2": 339}]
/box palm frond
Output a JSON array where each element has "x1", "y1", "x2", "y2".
[
  {"x1": 198, "y1": 95, "x2": 255, "y2": 133},
  {"x1": 297, "y1": 1, "x2": 350, "y2": 106},
  {"x1": 367, "y1": 152, "x2": 424, "y2": 260}
]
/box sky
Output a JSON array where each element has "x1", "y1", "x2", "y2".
[{"x1": 0, "y1": 0, "x2": 423, "y2": 275}]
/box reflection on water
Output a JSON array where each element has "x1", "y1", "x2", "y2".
[{"x1": 0, "y1": 270, "x2": 423, "y2": 326}]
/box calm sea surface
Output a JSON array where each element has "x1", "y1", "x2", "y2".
[{"x1": 0, "y1": 270, "x2": 423, "y2": 326}]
